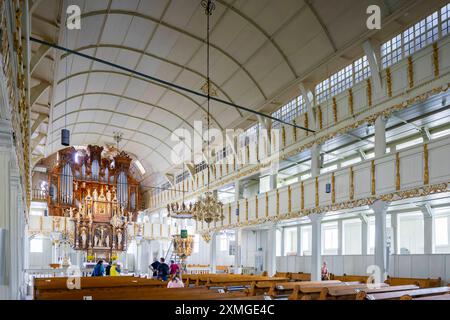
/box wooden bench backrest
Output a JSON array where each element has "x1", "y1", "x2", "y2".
[
  {"x1": 364, "y1": 286, "x2": 450, "y2": 300},
  {"x1": 290, "y1": 273, "x2": 311, "y2": 281},
  {"x1": 385, "y1": 276, "x2": 441, "y2": 288}
]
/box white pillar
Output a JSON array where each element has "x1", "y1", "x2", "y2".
[
  {"x1": 310, "y1": 213, "x2": 324, "y2": 281},
  {"x1": 210, "y1": 232, "x2": 217, "y2": 273},
  {"x1": 268, "y1": 174, "x2": 277, "y2": 191},
  {"x1": 135, "y1": 239, "x2": 142, "y2": 274},
  {"x1": 310, "y1": 143, "x2": 321, "y2": 178},
  {"x1": 374, "y1": 116, "x2": 387, "y2": 158},
  {"x1": 371, "y1": 200, "x2": 389, "y2": 278},
  {"x1": 0, "y1": 147, "x2": 11, "y2": 299},
  {"x1": 235, "y1": 180, "x2": 244, "y2": 201},
  {"x1": 420, "y1": 205, "x2": 434, "y2": 254},
  {"x1": 337, "y1": 220, "x2": 343, "y2": 255},
  {"x1": 296, "y1": 225, "x2": 301, "y2": 256},
  {"x1": 234, "y1": 229, "x2": 242, "y2": 270},
  {"x1": 390, "y1": 213, "x2": 399, "y2": 255},
  {"x1": 267, "y1": 224, "x2": 277, "y2": 276},
  {"x1": 361, "y1": 214, "x2": 368, "y2": 255}
]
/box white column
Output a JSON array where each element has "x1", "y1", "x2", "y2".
[
  {"x1": 234, "y1": 229, "x2": 242, "y2": 271},
  {"x1": 337, "y1": 220, "x2": 343, "y2": 255},
  {"x1": 267, "y1": 224, "x2": 277, "y2": 276},
  {"x1": 310, "y1": 143, "x2": 321, "y2": 178},
  {"x1": 310, "y1": 213, "x2": 324, "y2": 281},
  {"x1": 0, "y1": 148, "x2": 11, "y2": 299},
  {"x1": 361, "y1": 214, "x2": 368, "y2": 255},
  {"x1": 268, "y1": 174, "x2": 277, "y2": 190},
  {"x1": 374, "y1": 116, "x2": 387, "y2": 158},
  {"x1": 371, "y1": 200, "x2": 389, "y2": 278},
  {"x1": 296, "y1": 225, "x2": 301, "y2": 256},
  {"x1": 420, "y1": 205, "x2": 434, "y2": 254},
  {"x1": 135, "y1": 239, "x2": 142, "y2": 274},
  {"x1": 390, "y1": 213, "x2": 399, "y2": 255},
  {"x1": 299, "y1": 82, "x2": 316, "y2": 130},
  {"x1": 235, "y1": 180, "x2": 244, "y2": 201},
  {"x1": 210, "y1": 232, "x2": 217, "y2": 273}
]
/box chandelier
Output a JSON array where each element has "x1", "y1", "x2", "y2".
[{"x1": 190, "y1": 0, "x2": 224, "y2": 224}]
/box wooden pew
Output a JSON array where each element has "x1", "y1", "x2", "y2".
[
  {"x1": 324, "y1": 284, "x2": 419, "y2": 300},
  {"x1": 205, "y1": 276, "x2": 288, "y2": 289},
  {"x1": 289, "y1": 282, "x2": 385, "y2": 300},
  {"x1": 330, "y1": 274, "x2": 371, "y2": 283},
  {"x1": 262, "y1": 281, "x2": 341, "y2": 298},
  {"x1": 36, "y1": 286, "x2": 249, "y2": 300},
  {"x1": 412, "y1": 294, "x2": 450, "y2": 300},
  {"x1": 359, "y1": 286, "x2": 450, "y2": 300},
  {"x1": 384, "y1": 276, "x2": 441, "y2": 288},
  {"x1": 290, "y1": 273, "x2": 311, "y2": 281}
]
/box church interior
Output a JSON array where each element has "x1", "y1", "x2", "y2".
[{"x1": 1, "y1": 0, "x2": 450, "y2": 302}]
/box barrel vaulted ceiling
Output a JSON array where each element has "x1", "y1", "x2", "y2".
[{"x1": 28, "y1": 0, "x2": 448, "y2": 186}]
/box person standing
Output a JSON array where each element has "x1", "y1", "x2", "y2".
[
  {"x1": 150, "y1": 258, "x2": 160, "y2": 278},
  {"x1": 157, "y1": 257, "x2": 170, "y2": 281},
  {"x1": 169, "y1": 260, "x2": 180, "y2": 276},
  {"x1": 91, "y1": 260, "x2": 105, "y2": 277},
  {"x1": 321, "y1": 261, "x2": 330, "y2": 280},
  {"x1": 105, "y1": 261, "x2": 112, "y2": 276}
]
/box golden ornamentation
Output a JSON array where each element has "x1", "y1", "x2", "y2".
[
  {"x1": 348, "y1": 89, "x2": 354, "y2": 115},
  {"x1": 220, "y1": 163, "x2": 223, "y2": 177},
  {"x1": 315, "y1": 177, "x2": 319, "y2": 207},
  {"x1": 245, "y1": 198, "x2": 248, "y2": 221},
  {"x1": 433, "y1": 42, "x2": 439, "y2": 78},
  {"x1": 332, "y1": 97, "x2": 338, "y2": 123},
  {"x1": 288, "y1": 186, "x2": 292, "y2": 213},
  {"x1": 317, "y1": 105, "x2": 323, "y2": 130},
  {"x1": 301, "y1": 181, "x2": 304, "y2": 210},
  {"x1": 407, "y1": 56, "x2": 414, "y2": 89},
  {"x1": 292, "y1": 119, "x2": 297, "y2": 141},
  {"x1": 304, "y1": 113, "x2": 309, "y2": 136},
  {"x1": 237, "y1": 201, "x2": 240, "y2": 223},
  {"x1": 282, "y1": 126, "x2": 286, "y2": 147},
  {"x1": 424, "y1": 144, "x2": 429, "y2": 185},
  {"x1": 386, "y1": 67, "x2": 392, "y2": 98},
  {"x1": 331, "y1": 173, "x2": 336, "y2": 204},
  {"x1": 265, "y1": 192, "x2": 269, "y2": 217},
  {"x1": 349, "y1": 167, "x2": 354, "y2": 200},
  {"x1": 201, "y1": 233, "x2": 211, "y2": 243},
  {"x1": 371, "y1": 160, "x2": 376, "y2": 196},
  {"x1": 276, "y1": 189, "x2": 280, "y2": 215},
  {"x1": 396, "y1": 152, "x2": 401, "y2": 191},
  {"x1": 255, "y1": 195, "x2": 258, "y2": 219},
  {"x1": 228, "y1": 203, "x2": 231, "y2": 223},
  {"x1": 246, "y1": 145, "x2": 250, "y2": 161},
  {"x1": 188, "y1": 183, "x2": 449, "y2": 233}
]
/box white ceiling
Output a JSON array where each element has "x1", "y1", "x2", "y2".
[{"x1": 28, "y1": 0, "x2": 447, "y2": 186}]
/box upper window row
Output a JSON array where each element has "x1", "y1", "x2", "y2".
[
  {"x1": 382, "y1": 4, "x2": 450, "y2": 68},
  {"x1": 272, "y1": 95, "x2": 306, "y2": 129}
]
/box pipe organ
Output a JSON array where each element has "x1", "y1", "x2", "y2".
[{"x1": 46, "y1": 145, "x2": 141, "y2": 259}]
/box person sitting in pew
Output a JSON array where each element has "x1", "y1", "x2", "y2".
[
  {"x1": 167, "y1": 274, "x2": 185, "y2": 288},
  {"x1": 321, "y1": 262, "x2": 330, "y2": 281},
  {"x1": 92, "y1": 260, "x2": 105, "y2": 277}
]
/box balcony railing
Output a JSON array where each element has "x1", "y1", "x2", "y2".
[{"x1": 32, "y1": 189, "x2": 47, "y2": 201}]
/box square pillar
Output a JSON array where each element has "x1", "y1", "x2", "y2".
[
  {"x1": 310, "y1": 143, "x2": 321, "y2": 178},
  {"x1": 310, "y1": 213, "x2": 324, "y2": 281},
  {"x1": 374, "y1": 116, "x2": 387, "y2": 158},
  {"x1": 361, "y1": 214, "x2": 368, "y2": 255},
  {"x1": 210, "y1": 232, "x2": 217, "y2": 273},
  {"x1": 267, "y1": 224, "x2": 277, "y2": 276},
  {"x1": 371, "y1": 200, "x2": 389, "y2": 279}
]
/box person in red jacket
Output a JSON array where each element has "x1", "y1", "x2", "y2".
[{"x1": 169, "y1": 260, "x2": 180, "y2": 276}]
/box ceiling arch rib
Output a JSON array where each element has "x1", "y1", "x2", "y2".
[
  {"x1": 79, "y1": 10, "x2": 267, "y2": 100},
  {"x1": 56, "y1": 68, "x2": 225, "y2": 130},
  {"x1": 215, "y1": 0, "x2": 298, "y2": 78},
  {"x1": 52, "y1": 92, "x2": 214, "y2": 133},
  {"x1": 48, "y1": 119, "x2": 187, "y2": 153},
  {"x1": 60, "y1": 43, "x2": 241, "y2": 118},
  {"x1": 48, "y1": 132, "x2": 171, "y2": 172},
  {"x1": 304, "y1": 0, "x2": 338, "y2": 52}
]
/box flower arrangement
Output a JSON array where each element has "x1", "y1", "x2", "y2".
[
  {"x1": 87, "y1": 254, "x2": 95, "y2": 262},
  {"x1": 111, "y1": 254, "x2": 118, "y2": 261}
]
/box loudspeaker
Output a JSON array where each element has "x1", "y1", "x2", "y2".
[
  {"x1": 61, "y1": 128, "x2": 70, "y2": 146},
  {"x1": 0, "y1": 228, "x2": 7, "y2": 285},
  {"x1": 325, "y1": 183, "x2": 331, "y2": 194}
]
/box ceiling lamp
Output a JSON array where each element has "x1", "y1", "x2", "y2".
[{"x1": 191, "y1": 0, "x2": 224, "y2": 224}]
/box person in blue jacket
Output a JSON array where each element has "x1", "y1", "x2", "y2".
[{"x1": 92, "y1": 260, "x2": 105, "y2": 277}]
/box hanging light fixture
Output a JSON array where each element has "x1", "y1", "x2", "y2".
[
  {"x1": 61, "y1": 12, "x2": 70, "y2": 146},
  {"x1": 168, "y1": 137, "x2": 195, "y2": 219},
  {"x1": 192, "y1": 0, "x2": 224, "y2": 224}
]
